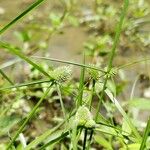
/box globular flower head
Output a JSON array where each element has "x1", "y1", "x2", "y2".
[
  {"x1": 75, "y1": 105, "x2": 96, "y2": 128},
  {"x1": 50, "y1": 66, "x2": 72, "y2": 83},
  {"x1": 87, "y1": 64, "x2": 101, "y2": 81},
  {"x1": 104, "y1": 67, "x2": 118, "y2": 78}
]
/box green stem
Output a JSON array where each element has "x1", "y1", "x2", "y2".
[
  {"x1": 77, "y1": 53, "x2": 85, "y2": 108},
  {"x1": 25, "y1": 109, "x2": 77, "y2": 149},
  {"x1": 0, "y1": 79, "x2": 51, "y2": 91},
  {"x1": 83, "y1": 129, "x2": 88, "y2": 150},
  {"x1": 33, "y1": 56, "x2": 106, "y2": 73},
  {"x1": 87, "y1": 0, "x2": 129, "y2": 148},
  {"x1": 6, "y1": 83, "x2": 53, "y2": 149},
  {"x1": 39, "y1": 131, "x2": 69, "y2": 150},
  {"x1": 95, "y1": 0, "x2": 129, "y2": 121},
  {"x1": 0, "y1": 68, "x2": 14, "y2": 85},
  {"x1": 89, "y1": 79, "x2": 95, "y2": 110},
  {"x1": 57, "y1": 84, "x2": 66, "y2": 118},
  {"x1": 87, "y1": 130, "x2": 94, "y2": 150},
  {"x1": 0, "y1": 0, "x2": 46, "y2": 35},
  {"x1": 140, "y1": 117, "x2": 150, "y2": 150},
  {"x1": 86, "y1": 80, "x2": 95, "y2": 149},
  {"x1": 105, "y1": 89, "x2": 141, "y2": 141}
]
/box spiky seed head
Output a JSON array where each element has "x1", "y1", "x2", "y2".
[
  {"x1": 50, "y1": 66, "x2": 72, "y2": 82},
  {"x1": 75, "y1": 105, "x2": 96, "y2": 128},
  {"x1": 85, "y1": 119, "x2": 96, "y2": 128},
  {"x1": 87, "y1": 64, "x2": 101, "y2": 80},
  {"x1": 104, "y1": 67, "x2": 118, "y2": 78}
]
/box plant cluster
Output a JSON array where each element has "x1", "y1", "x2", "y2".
[{"x1": 0, "y1": 0, "x2": 150, "y2": 149}]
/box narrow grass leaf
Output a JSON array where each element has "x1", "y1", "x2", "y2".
[
  {"x1": 6, "y1": 84, "x2": 53, "y2": 149},
  {"x1": 0, "y1": 68, "x2": 14, "y2": 85},
  {"x1": 39, "y1": 130, "x2": 69, "y2": 150},
  {"x1": 0, "y1": 0, "x2": 46, "y2": 34},
  {"x1": 0, "y1": 41, "x2": 51, "y2": 78},
  {"x1": 140, "y1": 118, "x2": 150, "y2": 150},
  {"x1": 33, "y1": 56, "x2": 106, "y2": 73},
  {"x1": 77, "y1": 53, "x2": 85, "y2": 107},
  {"x1": 25, "y1": 123, "x2": 64, "y2": 150},
  {"x1": 94, "y1": 135, "x2": 113, "y2": 150},
  {"x1": 105, "y1": 89, "x2": 142, "y2": 141},
  {"x1": 95, "y1": 0, "x2": 129, "y2": 121},
  {"x1": 0, "y1": 79, "x2": 51, "y2": 91},
  {"x1": 118, "y1": 57, "x2": 150, "y2": 70},
  {"x1": 25, "y1": 109, "x2": 77, "y2": 149}
]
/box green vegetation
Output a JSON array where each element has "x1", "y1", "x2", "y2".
[{"x1": 0, "y1": 0, "x2": 150, "y2": 149}]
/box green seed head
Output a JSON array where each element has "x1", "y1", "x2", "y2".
[
  {"x1": 75, "y1": 106, "x2": 95, "y2": 128},
  {"x1": 50, "y1": 66, "x2": 72, "y2": 82},
  {"x1": 85, "y1": 119, "x2": 96, "y2": 128},
  {"x1": 87, "y1": 64, "x2": 101, "y2": 80},
  {"x1": 104, "y1": 67, "x2": 118, "y2": 78}
]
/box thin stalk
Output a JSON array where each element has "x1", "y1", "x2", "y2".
[
  {"x1": 40, "y1": 127, "x2": 82, "y2": 150},
  {"x1": 129, "y1": 75, "x2": 140, "y2": 120},
  {"x1": 25, "y1": 109, "x2": 77, "y2": 149},
  {"x1": 77, "y1": 53, "x2": 85, "y2": 108},
  {"x1": 83, "y1": 129, "x2": 88, "y2": 150},
  {"x1": 40, "y1": 124, "x2": 133, "y2": 150},
  {"x1": 105, "y1": 89, "x2": 141, "y2": 141},
  {"x1": 1, "y1": 56, "x2": 149, "y2": 74},
  {"x1": 0, "y1": 41, "x2": 51, "y2": 78},
  {"x1": 89, "y1": 79, "x2": 95, "y2": 111},
  {"x1": 0, "y1": 68, "x2": 25, "y2": 121},
  {"x1": 140, "y1": 117, "x2": 150, "y2": 150},
  {"x1": 0, "y1": 0, "x2": 46, "y2": 34},
  {"x1": 117, "y1": 57, "x2": 150, "y2": 70},
  {"x1": 6, "y1": 83, "x2": 53, "y2": 149},
  {"x1": 56, "y1": 84, "x2": 66, "y2": 118},
  {"x1": 86, "y1": 79, "x2": 95, "y2": 150},
  {"x1": 87, "y1": 130, "x2": 94, "y2": 150},
  {"x1": 39, "y1": 131, "x2": 69, "y2": 150},
  {"x1": 72, "y1": 125, "x2": 78, "y2": 150},
  {"x1": 88, "y1": 0, "x2": 129, "y2": 148},
  {"x1": 0, "y1": 68, "x2": 14, "y2": 85},
  {"x1": 25, "y1": 123, "x2": 64, "y2": 150},
  {"x1": 0, "y1": 79, "x2": 51, "y2": 91},
  {"x1": 95, "y1": 0, "x2": 129, "y2": 121},
  {"x1": 32, "y1": 56, "x2": 106, "y2": 73}
]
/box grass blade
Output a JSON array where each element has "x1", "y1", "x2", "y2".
[
  {"x1": 0, "y1": 69, "x2": 14, "y2": 85},
  {"x1": 32, "y1": 56, "x2": 106, "y2": 73},
  {"x1": 0, "y1": 79, "x2": 51, "y2": 91},
  {"x1": 39, "y1": 130, "x2": 69, "y2": 150},
  {"x1": 105, "y1": 89, "x2": 142, "y2": 141},
  {"x1": 95, "y1": 0, "x2": 129, "y2": 121},
  {"x1": 0, "y1": 41, "x2": 51, "y2": 78},
  {"x1": 25, "y1": 122, "x2": 64, "y2": 150},
  {"x1": 56, "y1": 85, "x2": 66, "y2": 118},
  {"x1": 140, "y1": 118, "x2": 150, "y2": 150},
  {"x1": 77, "y1": 53, "x2": 85, "y2": 107},
  {"x1": 6, "y1": 84, "x2": 53, "y2": 149},
  {"x1": 25, "y1": 109, "x2": 76, "y2": 149},
  {"x1": 118, "y1": 57, "x2": 150, "y2": 70},
  {"x1": 0, "y1": 0, "x2": 46, "y2": 34}
]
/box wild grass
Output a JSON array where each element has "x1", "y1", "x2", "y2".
[{"x1": 0, "y1": 0, "x2": 150, "y2": 149}]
